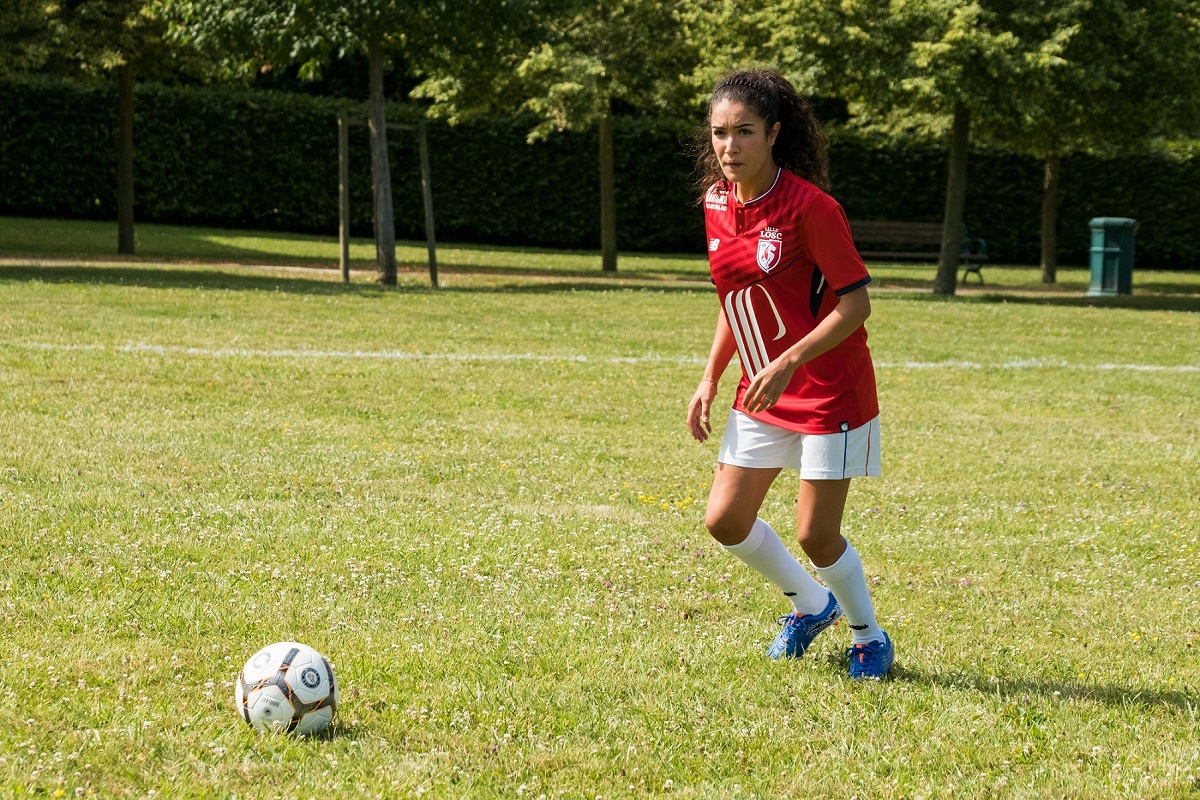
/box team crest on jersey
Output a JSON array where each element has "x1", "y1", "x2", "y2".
[{"x1": 757, "y1": 226, "x2": 783, "y2": 272}]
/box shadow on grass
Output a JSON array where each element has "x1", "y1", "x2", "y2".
[
  {"x1": 889, "y1": 663, "x2": 1198, "y2": 713},
  {"x1": 0, "y1": 217, "x2": 710, "y2": 277},
  {"x1": 971, "y1": 292, "x2": 1200, "y2": 313},
  {"x1": 400, "y1": 239, "x2": 709, "y2": 277},
  {"x1": 7, "y1": 262, "x2": 1197, "y2": 306},
  {"x1": 874, "y1": 278, "x2": 1200, "y2": 312},
  {"x1": 0, "y1": 263, "x2": 714, "y2": 295},
  {"x1": 0, "y1": 263, "x2": 387, "y2": 296}
]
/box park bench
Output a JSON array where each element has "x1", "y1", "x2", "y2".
[{"x1": 849, "y1": 220, "x2": 989, "y2": 283}]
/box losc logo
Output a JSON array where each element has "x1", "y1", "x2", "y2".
[
  {"x1": 757, "y1": 239, "x2": 780, "y2": 272},
  {"x1": 757, "y1": 226, "x2": 783, "y2": 272}
]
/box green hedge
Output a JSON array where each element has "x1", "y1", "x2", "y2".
[
  {"x1": 2, "y1": 76, "x2": 1197, "y2": 267},
  {"x1": 831, "y1": 129, "x2": 1200, "y2": 270},
  {"x1": 0, "y1": 76, "x2": 699, "y2": 251}
]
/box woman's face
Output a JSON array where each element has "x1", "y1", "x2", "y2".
[{"x1": 710, "y1": 99, "x2": 780, "y2": 195}]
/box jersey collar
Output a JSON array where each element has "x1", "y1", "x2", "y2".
[{"x1": 734, "y1": 167, "x2": 782, "y2": 207}]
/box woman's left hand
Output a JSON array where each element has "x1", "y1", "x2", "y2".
[
  {"x1": 687, "y1": 379, "x2": 721, "y2": 443},
  {"x1": 742, "y1": 359, "x2": 798, "y2": 414}
]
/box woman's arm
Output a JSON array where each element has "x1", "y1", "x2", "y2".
[
  {"x1": 687, "y1": 309, "x2": 738, "y2": 442},
  {"x1": 742, "y1": 285, "x2": 872, "y2": 414}
]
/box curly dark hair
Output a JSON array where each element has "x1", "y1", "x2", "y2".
[{"x1": 691, "y1": 68, "x2": 831, "y2": 196}]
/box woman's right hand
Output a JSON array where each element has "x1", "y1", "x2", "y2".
[{"x1": 686, "y1": 379, "x2": 720, "y2": 443}]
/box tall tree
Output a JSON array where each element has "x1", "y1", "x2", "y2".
[
  {"x1": 42, "y1": 0, "x2": 198, "y2": 255},
  {"x1": 768, "y1": 1, "x2": 1083, "y2": 295},
  {"x1": 416, "y1": 0, "x2": 700, "y2": 272},
  {"x1": 165, "y1": 0, "x2": 544, "y2": 285},
  {"x1": 724, "y1": 0, "x2": 1200, "y2": 291},
  {"x1": 973, "y1": 0, "x2": 1200, "y2": 282}
]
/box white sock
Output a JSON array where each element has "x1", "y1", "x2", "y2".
[
  {"x1": 722, "y1": 518, "x2": 830, "y2": 616},
  {"x1": 814, "y1": 540, "x2": 883, "y2": 645}
]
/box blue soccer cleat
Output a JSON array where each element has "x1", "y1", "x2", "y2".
[
  {"x1": 847, "y1": 630, "x2": 895, "y2": 680},
  {"x1": 766, "y1": 592, "x2": 842, "y2": 660}
]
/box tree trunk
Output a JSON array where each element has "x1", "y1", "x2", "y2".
[
  {"x1": 934, "y1": 101, "x2": 970, "y2": 296},
  {"x1": 368, "y1": 38, "x2": 397, "y2": 285},
  {"x1": 599, "y1": 105, "x2": 617, "y2": 272},
  {"x1": 117, "y1": 61, "x2": 135, "y2": 255},
  {"x1": 1040, "y1": 152, "x2": 1061, "y2": 284}
]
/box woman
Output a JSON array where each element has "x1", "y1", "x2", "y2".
[{"x1": 686, "y1": 68, "x2": 893, "y2": 680}]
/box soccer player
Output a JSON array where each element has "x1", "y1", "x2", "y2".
[{"x1": 685, "y1": 69, "x2": 894, "y2": 680}]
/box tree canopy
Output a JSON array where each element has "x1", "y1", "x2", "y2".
[
  {"x1": 747, "y1": 0, "x2": 1200, "y2": 292},
  {"x1": 415, "y1": 0, "x2": 700, "y2": 272},
  {"x1": 967, "y1": 1, "x2": 1200, "y2": 281},
  {"x1": 0, "y1": 0, "x2": 51, "y2": 75},
  {"x1": 9, "y1": 0, "x2": 209, "y2": 254},
  {"x1": 165, "y1": 0, "x2": 558, "y2": 283},
  {"x1": 12, "y1": 0, "x2": 1200, "y2": 283}
]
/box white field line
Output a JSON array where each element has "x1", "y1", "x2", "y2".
[{"x1": 9, "y1": 341, "x2": 1200, "y2": 373}]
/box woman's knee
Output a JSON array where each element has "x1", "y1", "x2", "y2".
[
  {"x1": 796, "y1": 523, "x2": 846, "y2": 566},
  {"x1": 704, "y1": 505, "x2": 754, "y2": 545},
  {"x1": 797, "y1": 516, "x2": 839, "y2": 543}
]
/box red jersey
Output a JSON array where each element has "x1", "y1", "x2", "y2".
[{"x1": 705, "y1": 168, "x2": 879, "y2": 434}]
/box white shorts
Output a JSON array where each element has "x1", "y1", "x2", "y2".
[{"x1": 717, "y1": 410, "x2": 882, "y2": 479}]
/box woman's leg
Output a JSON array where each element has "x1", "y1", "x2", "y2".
[
  {"x1": 706, "y1": 463, "x2": 831, "y2": 619},
  {"x1": 704, "y1": 462, "x2": 779, "y2": 546},
  {"x1": 796, "y1": 478, "x2": 884, "y2": 646},
  {"x1": 794, "y1": 478, "x2": 851, "y2": 567}
]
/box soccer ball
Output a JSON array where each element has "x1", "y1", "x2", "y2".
[{"x1": 235, "y1": 641, "x2": 338, "y2": 736}]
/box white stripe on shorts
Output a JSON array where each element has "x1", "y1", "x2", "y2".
[{"x1": 717, "y1": 410, "x2": 882, "y2": 479}]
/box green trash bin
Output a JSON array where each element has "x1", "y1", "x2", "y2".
[{"x1": 1087, "y1": 217, "x2": 1136, "y2": 296}]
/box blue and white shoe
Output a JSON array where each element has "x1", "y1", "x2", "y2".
[
  {"x1": 847, "y1": 631, "x2": 895, "y2": 680},
  {"x1": 766, "y1": 592, "x2": 842, "y2": 660}
]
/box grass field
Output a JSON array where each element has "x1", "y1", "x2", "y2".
[{"x1": 2, "y1": 218, "x2": 1199, "y2": 798}]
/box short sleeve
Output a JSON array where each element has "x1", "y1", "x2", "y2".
[{"x1": 800, "y1": 192, "x2": 871, "y2": 295}]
